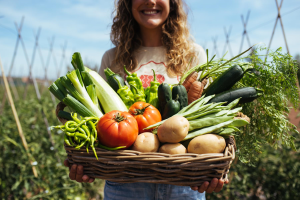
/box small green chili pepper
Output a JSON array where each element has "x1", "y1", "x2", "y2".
[
  {"x1": 114, "y1": 77, "x2": 135, "y2": 109},
  {"x1": 65, "y1": 131, "x2": 75, "y2": 137},
  {"x1": 69, "y1": 136, "x2": 75, "y2": 146},
  {"x1": 75, "y1": 140, "x2": 87, "y2": 150},
  {"x1": 86, "y1": 141, "x2": 90, "y2": 153},
  {"x1": 144, "y1": 86, "x2": 150, "y2": 100},
  {"x1": 129, "y1": 84, "x2": 146, "y2": 102},
  {"x1": 74, "y1": 135, "x2": 80, "y2": 143},
  {"x1": 74, "y1": 132, "x2": 87, "y2": 140},
  {"x1": 146, "y1": 69, "x2": 160, "y2": 109},
  {"x1": 65, "y1": 121, "x2": 78, "y2": 132},
  {"x1": 71, "y1": 113, "x2": 81, "y2": 123},
  {"x1": 124, "y1": 65, "x2": 145, "y2": 96},
  {"x1": 64, "y1": 134, "x2": 72, "y2": 146}
]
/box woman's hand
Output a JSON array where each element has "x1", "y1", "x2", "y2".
[
  {"x1": 64, "y1": 159, "x2": 95, "y2": 183},
  {"x1": 190, "y1": 178, "x2": 229, "y2": 193}
]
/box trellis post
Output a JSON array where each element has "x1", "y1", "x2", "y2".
[
  {"x1": 239, "y1": 10, "x2": 251, "y2": 54},
  {"x1": 265, "y1": 0, "x2": 289, "y2": 61}
]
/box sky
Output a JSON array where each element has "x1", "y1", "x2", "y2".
[{"x1": 0, "y1": 0, "x2": 300, "y2": 80}]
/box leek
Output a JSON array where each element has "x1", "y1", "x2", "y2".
[
  {"x1": 49, "y1": 83, "x2": 65, "y2": 101},
  {"x1": 86, "y1": 68, "x2": 128, "y2": 113},
  {"x1": 66, "y1": 70, "x2": 103, "y2": 118},
  {"x1": 63, "y1": 94, "x2": 97, "y2": 117}
]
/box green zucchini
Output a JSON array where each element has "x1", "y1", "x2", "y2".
[
  {"x1": 162, "y1": 95, "x2": 180, "y2": 120},
  {"x1": 104, "y1": 68, "x2": 125, "y2": 92},
  {"x1": 158, "y1": 83, "x2": 172, "y2": 114},
  {"x1": 172, "y1": 84, "x2": 188, "y2": 109},
  {"x1": 208, "y1": 87, "x2": 263, "y2": 105},
  {"x1": 205, "y1": 64, "x2": 253, "y2": 96}
]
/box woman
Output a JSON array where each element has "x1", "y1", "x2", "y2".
[{"x1": 64, "y1": 0, "x2": 229, "y2": 199}]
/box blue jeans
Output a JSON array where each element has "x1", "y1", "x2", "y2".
[{"x1": 104, "y1": 181, "x2": 206, "y2": 200}]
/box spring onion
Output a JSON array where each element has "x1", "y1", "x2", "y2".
[{"x1": 67, "y1": 70, "x2": 103, "y2": 118}]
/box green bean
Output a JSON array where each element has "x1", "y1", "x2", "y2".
[
  {"x1": 189, "y1": 115, "x2": 234, "y2": 131},
  {"x1": 226, "y1": 107, "x2": 242, "y2": 116},
  {"x1": 226, "y1": 125, "x2": 241, "y2": 132},
  {"x1": 98, "y1": 144, "x2": 126, "y2": 151},
  {"x1": 182, "y1": 120, "x2": 233, "y2": 141},
  {"x1": 230, "y1": 118, "x2": 249, "y2": 127},
  {"x1": 186, "y1": 109, "x2": 222, "y2": 120},
  {"x1": 219, "y1": 127, "x2": 236, "y2": 135},
  {"x1": 178, "y1": 95, "x2": 206, "y2": 114},
  {"x1": 225, "y1": 98, "x2": 241, "y2": 109}
]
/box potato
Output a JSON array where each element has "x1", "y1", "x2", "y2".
[
  {"x1": 188, "y1": 134, "x2": 226, "y2": 154},
  {"x1": 157, "y1": 115, "x2": 189, "y2": 143},
  {"x1": 159, "y1": 143, "x2": 187, "y2": 154},
  {"x1": 131, "y1": 132, "x2": 160, "y2": 152}
]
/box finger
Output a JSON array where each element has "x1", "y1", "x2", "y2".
[
  {"x1": 206, "y1": 178, "x2": 219, "y2": 193},
  {"x1": 69, "y1": 164, "x2": 77, "y2": 180},
  {"x1": 82, "y1": 175, "x2": 90, "y2": 183},
  {"x1": 198, "y1": 181, "x2": 209, "y2": 193},
  {"x1": 63, "y1": 159, "x2": 70, "y2": 167},
  {"x1": 225, "y1": 179, "x2": 229, "y2": 184},
  {"x1": 75, "y1": 165, "x2": 84, "y2": 182},
  {"x1": 88, "y1": 178, "x2": 95, "y2": 183},
  {"x1": 214, "y1": 179, "x2": 225, "y2": 193},
  {"x1": 190, "y1": 186, "x2": 198, "y2": 191}
]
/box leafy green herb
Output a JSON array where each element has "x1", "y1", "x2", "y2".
[{"x1": 235, "y1": 47, "x2": 299, "y2": 163}]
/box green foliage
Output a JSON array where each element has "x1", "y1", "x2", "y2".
[
  {"x1": 232, "y1": 47, "x2": 300, "y2": 164},
  {"x1": 207, "y1": 132, "x2": 300, "y2": 200},
  {"x1": 0, "y1": 85, "x2": 104, "y2": 199}
]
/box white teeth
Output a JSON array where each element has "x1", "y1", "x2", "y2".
[{"x1": 143, "y1": 10, "x2": 158, "y2": 14}]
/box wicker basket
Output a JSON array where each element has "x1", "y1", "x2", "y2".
[{"x1": 57, "y1": 102, "x2": 236, "y2": 186}]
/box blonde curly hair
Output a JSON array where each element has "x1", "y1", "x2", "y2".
[{"x1": 111, "y1": 0, "x2": 196, "y2": 76}]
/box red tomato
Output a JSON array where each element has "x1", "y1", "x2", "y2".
[
  {"x1": 96, "y1": 110, "x2": 138, "y2": 148},
  {"x1": 128, "y1": 102, "x2": 162, "y2": 134}
]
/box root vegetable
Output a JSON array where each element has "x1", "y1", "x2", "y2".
[
  {"x1": 182, "y1": 71, "x2": 198, "y2": 92},
  {"x1": 131, "y1": 132, "x2": 160, "y2": 152},
  {"x1": 188, "y1": 134, "x2": 226, "y2": 154},
  {"x1": 157, "y1": 115, "x2": 189, "y2": 143},
  {"x1": 159, "y1": 143, "x2": 187, "y2": 154}
]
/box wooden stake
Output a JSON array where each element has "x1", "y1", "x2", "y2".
[
  {"x1": 239, "y1": 10, "x2": 252, "y2": 54},
  {"x1": 0, "y1": 56, "x2": 38, "y2": 177},
  {"x1": 265, "y1": 0, "x2": 289, "y2": 61}
]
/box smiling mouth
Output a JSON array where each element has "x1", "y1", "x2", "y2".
[{"x1": 142, "y1": 10, "x2": 160, "y2": 15}]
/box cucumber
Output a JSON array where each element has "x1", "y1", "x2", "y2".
[
  {"x1": 172, "y1": 84, "x2": 188, "y2": 109},
  {"x1": 205, "y1": 65, "x2": 253, "y2": 96},
  {"x1": 158, "y1": 83, "x2": 172, "y2": 114},
  {"x1": 208, "y1": 87, "x2": 263, "y2": 105},
  {"x1": 162, "y1": 95, "x2": 180, "y2": 120}
]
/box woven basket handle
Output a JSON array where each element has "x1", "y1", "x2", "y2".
[
  {"x1": 226, "y1": 136, "x2": 236, "y2": 152},
  {"x1": 55, "y1": 102, "x2": 68, "y2": 125}
]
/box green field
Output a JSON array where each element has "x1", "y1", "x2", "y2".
[{"x1": 0, "y1": 84, "x2": 299, "y2": 200}]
